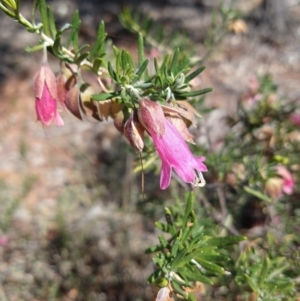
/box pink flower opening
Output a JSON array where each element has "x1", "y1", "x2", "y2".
[{"x1": 149, "y1": 119, "x2": 207, "y2": 190}]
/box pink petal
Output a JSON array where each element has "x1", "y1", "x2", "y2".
[{"x1": 160, "y1": 160, "x2": 172, "y2": 190}]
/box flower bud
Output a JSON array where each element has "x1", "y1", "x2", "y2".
[
  {"x1": 124, "y1": 113, "x2": 144, "y2": 152},
  {"x1": 65, "y1": 85, "x2": 83, "y2": 120},
  {"x1": 138, "y1": 99, "x2": 165, "y2": 136},
  {"x1": 113, "y1": 110, "x2": 125, "y2": 133},
  {"x1": 34, "y1": 63, "x2": 64, "y2": 126},
  {"x1": 80, "y1": 85, "x2": 102, "y2": 121},
  {"x1": 265, "y1": 177, "x2": 284, "y2": 199},
  {"x1": 155, "y1": 287, "x2": 174, "y2": 301},
  {"x1": 57, "y1": 62, "x2": 77, "y2": 106}
]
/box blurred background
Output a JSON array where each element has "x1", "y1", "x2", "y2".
[{"x1": 0, "y1": 0, "x2": 299, "y2": 300}]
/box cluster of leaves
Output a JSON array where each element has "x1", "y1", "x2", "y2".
[{"x1": 147, "y1": 193, "x2": 244, "y2": 300}]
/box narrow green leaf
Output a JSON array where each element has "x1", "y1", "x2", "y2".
[
  {"x1": 92, "y1": 58, "x2": 103, "y2": 74},
  {"x1": 207, "y1": 235, "x2": 245, "y2": 247},
  {"x1": 38, "y1": 0, "x2": 50, "y2": 36},
  {"x1": 52, "y1": 32, "x2": 62, "y2": 57},
  {"x1": 244, "y1": 186, "x2": 273, "y2": 203},
  {"x1": 1, "y1": 0, "x2": 16, "y2": 9},
  {"x1": 67, "y1": 10, "x2": 81, "y2": 52},
  {"x1": 154, "y1": 58, "x2": 159, "y2": 73},
  {"x1": 0, "y1": 2, "x2": 16, "y2": 18},
  {"x1": 158, "y1": 234, "x2": 169, "y2": 249},
  {"x1": 133, "y1": 59, "x2": 149, "y2": 83},
  {"x1": 24, "y1": 44, "x2": 44, "y2": 53},
  {"x1": 193, "y1": 258, "x2": 225, "y2": 275},
  {"x1": 78, "y1": 44, "x2": 90, "y2": 53},
  {"x1": 259, "y1": 257, "x2": 269, "y2": 286},
  {"x1": 176, "y1": 57, "x2": 190, "y2": 75},
  {"x1": 171, "y1": 279, "x2": 188, "y2": 299},
  {"x1": 113, "y1": 45, "x2": 120, "y2": 57},
  {"x1": 47, "y1": 6, "x2": 56, "y2": 37},
  {"x1": 179, "y1": 266, "x2": 213, "y2": 285},
  {"x1": 245, "y1": 274, "x2": 259, "y2": 293},
  {"x1": 58, "y1": 23, "x2": 72, "y2": 33},
  {"x1": 31, "y1": 0, "x2": 39, "y2": 25},
  {"x1": 171, "y1": 238, "x2": 180, "y2": 257},
  {"x1": 90, "y1": 21, "x2": 107, "y2": 60},
  {"x1": 91, "y1": 92, "x2": 118, "y2": 102},
  {"x1": 145, "y1": 244, "x2": 164, "y2": 254},
  {"x1": 185, "y1": 66, "x2": 206, "y2": 83},
  {"x1": 15, "y1": 0, "x2": 20, "y2": 19},
  {"x1": 137, "y1": 33, "x2": 144, "y2": 68},
  {"x1": 107, "y1": 62, "x2": 119, "y2": 82},
  {"x1": 170, "y1": 48, "x2": 180, "y2": 74},
  {"x1": 177, "y1": 87, "x2": 213, "y2": 98},
  {"x1": 183, "y1": 192, "x2": 195, "y2": 227},
  {"x1": 75, "y1": 52, "x2": 90, "y2": 65},
  {"x1": 188, "y1": 292, "x2": 197, "y2": 301},
  {"x1": 155, "y1": 221, "x2": 170, "y2": 233}
]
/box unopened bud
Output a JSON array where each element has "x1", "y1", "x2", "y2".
[
  {"x1": 34, "y1": 63, "x2": 64, "y2": 126},
  {"x1": 114, "y1": 110, "x2": 125, "y2": 133},
  {"x1": 57, "y1": 62, "x2": 77, "y2": 106},
  {"x1": 65, "y1": 85, "x2": 82, "y2": 120},
  {"x1": 79, "y1": 86, "x2": 101, "y2": 121},
  {"x1": 124, "y1": 113, "x2": 144, "y2": 152},
  {"x1": 138, "y1": 99, "x2": 165, "y2": 136}
]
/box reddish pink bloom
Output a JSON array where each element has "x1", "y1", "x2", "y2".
[
  {"x1": 276, "y1": 165, "x2": 295, "y2": 195},
  {"x1": 138, "y1": 99, "x2": 207, "y2": 190},
  {"x1": 152, "y1": 119, "x2": 207, "y2": 189},
  {"x1": 34, "y1": 63, "x2": 64, "y2": 126},
  {"x1": 290, "y1": 114, "x2": 300, "y2": 127},
  {"x1": 0, "y1": 235, "x2": 8, "y2": 247}
]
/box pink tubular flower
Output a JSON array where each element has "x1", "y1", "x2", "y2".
[
  {"x1": 138, "y1": 99, "x2": 207, "y2": 190},
  {"x1": 290, "y1": 114, "x2": 300, "y2": 127},
  {"x1": 276, "y1": 165, "x2": 295, "y2": 195},
  {"x1": 34, "y1": 63, "x2": 64, "y2": 126}
]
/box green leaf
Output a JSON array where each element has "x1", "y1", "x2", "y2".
[
  {"x1": 132, "y1": 59, "x2": 149, "y2": 84},
  {"x1": 1, "y1": 0, "x2": 17, "y2": 10},
  {"x1": 182, "y1": 192, "x2": 195, "y2": 228},
  {"x1": 244, "y1": 186, "x2": 273, "y2": 203},
  {"x1": 137, "y1": 33, "x2": 144, "y2": 68},
  {"x1": 245, "y1": 274, "x2": 259, "y2": 293},
  {"x1": 193, "y1": 257, "x2": 226, "y2": 275},
  {"x1": 185, "y1": 66, "x2": 206, "y2": 83},
  {"x1": 170, "y1": 48, "x2": 180, "y2": 74},
  {"x1": 75, "y1": 52, "x2": 90, "y2": 65},
  {"x1": 206, "y1": 235, "x2": 245, "y2": 247},
  {"x1": 155, "y1": 221, "x2": 171, "y2": 233},
  {"x1": 171, "y1": 279, "x2": 188, "y2": 299},
  {"x1": 178, "y1": 266, "x2": 213, "y2": 285},
  {"x1": 47, "y1": 6, "x2": 56, "y2": 37},
  {"x1": 37, "y1": 0, "x2": 50, "y2": 36},
  {"x1": 52, "y1": 32, "x2": 62, "y2": 57},
  {"x1": 92, "y1": 58, "x2": 103, "y2": 74},
  {"x1": 24, "y1": 44, "x2": 44, "y2": 53},
  {"x1": 90, "y1": 20, "x2": 107, "y2": 60},
  {"x1": 259, "y1": 257, "x2": 269, "y2": 286},
  {"x1": 107, "y1": 62, "x2": 119, "y2": 82},
  {"x1": 171, "y1": 237, "x2": 180, "y2": 257},
  {"x1": 91, "y1": 92, "x2": 118, "y2": 101},
  {"x1": 176, "y1": 87, "x2": 213, "y2": 98},
  {"x1": 31, "y1": 0, "x2": 39, "y2": 25},
  {"x1": 67, "y1": 10, "x2": 81, "y2": 52}
]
